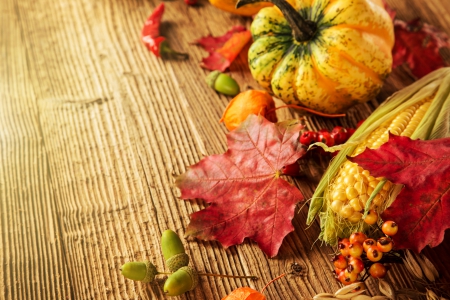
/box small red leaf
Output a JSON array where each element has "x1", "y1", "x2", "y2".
[
  {"x1": 392, "y1": 18, "x2": 450, "y2": 78},
  {"x1": 194, "y1": 26, "x2": 246, "y2": 53},
  {"x1": 349, "y1": 134, "x2": 450, "y2": 252},
  {"x1": 176, "y1": 115, "x2": 306, "y2": 257},
  {"x1": 195, "y1": 27, "x2": 252, "y2": 71}
]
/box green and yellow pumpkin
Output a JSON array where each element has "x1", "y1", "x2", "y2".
[{"x1": 237, "y1": 0, "x2": 395, "y2": 114}]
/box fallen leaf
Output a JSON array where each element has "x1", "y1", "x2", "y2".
[
  {"x1": 195, "y1": 26, "x2": 252, "y2": 71},
  {"x1": 349, "y1": 134, "x2": 450, "y2": 252},
  {"x1": 194, "y1": 25, "x2": 247, "y2": 52},
  {"x1": 222, "y1": 287, "x2": 266, "y2": 300},
  {"x1": 392, "y1": 18, "x2": 450, "y2": 78},
  {"x1": 176, "y1": 115, "x2": 306, "y2": 257}
]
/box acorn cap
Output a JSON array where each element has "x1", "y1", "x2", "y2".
[
  {"x1": 206, "y1": 70, "x2": 221, "y2": 89},
  {"x1": 163, "y1": 266, "x2": 199, "y2": 296},
  {"x1": 120, "y1": 261, "x2": 158, "y2": 283},
  {"x1": 166, "y1": 253, "x2": 190, "y2": 272}
]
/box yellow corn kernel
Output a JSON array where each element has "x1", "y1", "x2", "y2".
[
  {"x1": 359, "y1": 194, "x2": 370, "y2": 204},
  {"x1": 354, "y1": 181, "x2": 368, "y2": 194},
  {"x1": 346, "y1": 186, "x2": 359, "y2": 199},
  {"x1": 330, "y1": 200, "x2": 344, "y2": 213},
  {"x1": 339, "y1": 205, "x2": 355, "y2": 218},
  {"x1": 348, "y1": 212, "x2": 363, "y2": 223},
  {"x1": 369, "y1": 180, "x2": 380, "y2": 188},
  {"x1": 401, "y1": 101, "x2": 432, "y2": 137},
  {"x1": 349, "y1": 198, "x2": 364, "y2": 211},
  {"x1": 354, "y1": 173, "x2": 367, "y2": 183},
  {"x1": 332, "y1": 189, "x2": 347, "y2": 201},
  {"x1": 343, "y1": 175, "x2": 356, "y2": 187}
]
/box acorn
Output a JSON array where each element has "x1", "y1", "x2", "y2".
[
  {"x1": 161, "y1": 229, "x2": 189, "y2": 272},
  {"x1": 206, "y1": 71, "x2": 240, "y2": 96},
  {"x1": 163, "y1": 266, "x2": 199, "y2": 296},
  {"x1": 120, "y1": 261, "x2": 158, "y2": 283}
]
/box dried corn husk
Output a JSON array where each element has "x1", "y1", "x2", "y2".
[
  {"x1": 403, "y1": 250, "x2": 440, "y2": 282},
  {"x1": 426, "y1": 289, "x2": 440, "y2": 300},
  {"x1": 306, "y1": 67, "x2": 450, "y2": 245},
  {"x1": 379, "y1": 280, "x2": 396, "y2": 300}
]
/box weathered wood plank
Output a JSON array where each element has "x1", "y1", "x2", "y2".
[
  {"x1": 1, "y1": 0, "x2": 450, "y2": 299},
  {"x1": 0, "y1": 0, "x2": 71, "y2": 299}
]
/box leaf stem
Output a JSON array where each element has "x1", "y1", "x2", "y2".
[
  {"x1": 269, "y1": 104, "x2": 346, "y2": 118},
  {"x1": 198, "y1": 273, "x2": 258, "y2": 280},
  {"x1": 261, "y1": 273, "x2": 286, "y2": 294}
]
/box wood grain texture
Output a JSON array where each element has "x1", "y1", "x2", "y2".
[{"x1": 1, "y1": 0, "x2": 449, "y2": 299}]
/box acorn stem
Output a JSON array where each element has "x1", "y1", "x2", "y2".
[
  {"x1": 261, "y1": 273, "x2": 286, "y2": 293},
  {"x1": 198, "y1": 273, "x2": 258, "y2": 280},
  {"x1": 236, "y1": 0, "x2": 317, "y2": 42},
  {"x1": 157, "y1": 272, "x2": 172, "y2": 275}
]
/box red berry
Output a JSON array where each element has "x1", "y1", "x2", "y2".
[
  {"x1": 331, "y1": 254, "x2": 348, "y2": 269},
  {"x1": 334, "y1": 267, "x2": 345, "y2": 276},
  {"x1": 316, "y1": 132, "x2": 335, "y2": 147},
  {"x1": 364, "y1": 210, "x2": 378, "y2": 225},
  {"x1": 369, "y1": 263, "x2": 387, "y2": 278},
  {"x1": 344, "y1": 268, "x2": 358, "y2": 283},
  {"x1": 300, "y1": 131, "x2": 317, "y2": 145},
  {"x1": 356, "y1": 119, "x2": 365, "y2": 128},
  {"x1": 331, "y1": 132, "x2": 347, "y2": 145},
  {"x1": 348, "y1": 257, "x2": 365, "y2": 273},
  {"x1": 331, "y1": 126, "x2": 344, "y2": 133},
  {"x1": 318, "y1": 128, "x2": 329, "y2": 133},
  {"x1": 348, "y1": 242, "x2": 364, "y2": 258},
  {"x1": 331, "y1": 126, "x2": 348, "y2": 144},
  {"x1": 337, "y1": 270, "x2": 353, "y2": 285},
  {"x1": 382, "y1": 221, "x2": 398, "y2": 236},
  {"x1": 363, "y1": 239, "x2": 376, "y2": 252},
  {"x1": 184, "y1": 0, "x2": 197, "y2": 4},
  {"x1": 338, "y1": 239, "x2": 351, "y2": 257},
  {"x1": 377, "y1": 237, "x2": 394, "y2": 252},
  {"x1": 366, "y1": 246, "x2": 383, "y2": 262},
  {"x1": 346, "y1": 128, "x2": 356, "y2": 138},
  {"x1": 282, "y1": 161, "x2": 300, "y2": 176},
  {"x1": 349, "y1": 232, "x2": 367, "y2": 244}
]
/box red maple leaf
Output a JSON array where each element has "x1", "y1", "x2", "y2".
[
  {"x1": 176, "y1": 115, "x2": 306, "y2": 257},
  {"x1": 349, "y1": 134, "x2": 450, "y2": 252},
  {"x1": 392, "y1": 18, "x2": 450, "y2": 78}
]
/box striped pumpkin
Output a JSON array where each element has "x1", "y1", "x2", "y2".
[{"x1": 237, "y1": 0, "x2": 394, "y2": 114}]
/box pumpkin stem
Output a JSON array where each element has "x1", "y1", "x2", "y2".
[{"x1": 236, "y1": 0, "x2": 316, "y2": 42}]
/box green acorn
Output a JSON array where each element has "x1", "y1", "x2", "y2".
[
  {"x1": 206, "y1": 71, "x2": 240, "y2": 96},
  {"x1": 120, "y1": 261, "x2": 158, "y2": 283},
  {"x1": 163, "y1": 266, "x2": 199, "y2": 297},
  {"x1": 161, "y1": 229, "x2": 189, "y2": 272}
]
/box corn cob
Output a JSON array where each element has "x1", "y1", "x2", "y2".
[
  {"x1": 307, "y1": 67, "x2": 450, "y2": 245},
  {"x1": 328, "y1": 99, "x2": 432, "y2": 222}
]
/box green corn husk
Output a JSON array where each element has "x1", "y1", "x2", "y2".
[{"x1": 306, "y1": 67, "x2": 450, "y2": 245}]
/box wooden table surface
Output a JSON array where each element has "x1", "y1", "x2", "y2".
[{"x1": 1, "y1": 0, "x2": 450, "y2": 299}]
